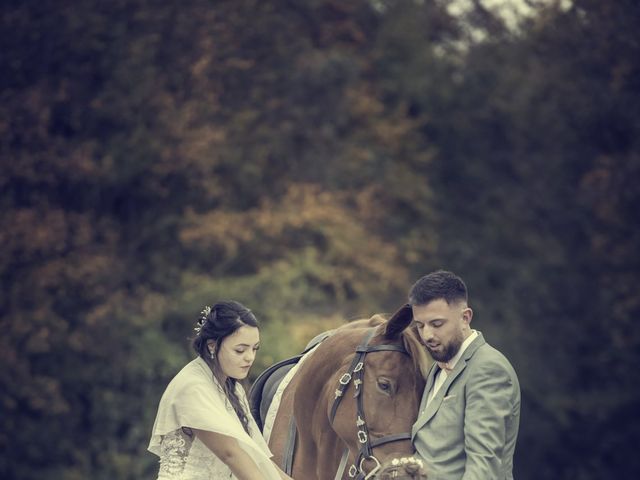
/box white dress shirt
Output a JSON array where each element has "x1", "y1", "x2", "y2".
[{"x1": 427, "y1": 330, "x2": 478, "y2": 406}]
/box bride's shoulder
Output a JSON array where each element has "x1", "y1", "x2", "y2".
[{"x1": 164, "y1": 357, "x2": 215, "y2": 393}]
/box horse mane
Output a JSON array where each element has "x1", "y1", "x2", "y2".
[
  {"x1": 336, "y1": 315, "x2": 386, "y2": 330},
  {"x1": 398, "y1": 325, "x2": 432, "y2": 379}
]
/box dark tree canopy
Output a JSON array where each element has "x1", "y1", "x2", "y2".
[{"x1": 1, "y1": 1, "x2": 638, "y2": 478}]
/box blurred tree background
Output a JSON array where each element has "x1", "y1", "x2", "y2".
[{"x1": 1, "y1": 0, "x2": 638, "y2": 478}]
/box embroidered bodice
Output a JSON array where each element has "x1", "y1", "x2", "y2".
[{"x1": 156, "y1": 428, "x2": 233, "y2": 480}]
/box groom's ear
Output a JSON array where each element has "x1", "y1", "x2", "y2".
[{"x1": 383, "y1": 304, "x2": 413, "y2": 340}]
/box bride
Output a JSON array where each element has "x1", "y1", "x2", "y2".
[{"x1": 148, "y1": 301, "x2": 293, "y2": 480}]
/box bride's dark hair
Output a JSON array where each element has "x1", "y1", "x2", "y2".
[{"x1": 192, "y1": 300, "x2": 258, "y2": 434}]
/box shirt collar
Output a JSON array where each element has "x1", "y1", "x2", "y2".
[{"x1": 441, "y1": 329, "x2": 478, "y2": 372}]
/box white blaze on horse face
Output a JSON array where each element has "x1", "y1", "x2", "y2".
[{"x1": 217, "y1": 325, "x2": 260, "y2": 380}]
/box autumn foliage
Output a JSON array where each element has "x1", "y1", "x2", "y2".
[{"x1": 1, "y1": 1, "x2": 639, "y2": 479}]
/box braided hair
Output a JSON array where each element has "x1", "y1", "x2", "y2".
[{"x1": 192, "y1": 300, "x2": 258, "y2": 434}]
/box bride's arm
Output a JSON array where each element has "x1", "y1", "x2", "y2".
[{"x1": 192, "y1": 429, "x2": 269, "y2": 480}]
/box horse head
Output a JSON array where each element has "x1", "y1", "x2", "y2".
[{"x1": 269, "y1": 305, "x2": 430, "y2": 479}]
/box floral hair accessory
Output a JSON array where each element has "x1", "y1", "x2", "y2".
[
  {"x1": 194, "y1": 305, "x2": 211, "y2": 335},
  {"x1": 398, "y1": 457, "x2": 423, "y2": 468},
  {"x1": 386, "y1": 456, "x2": 425, "y2": 475}
]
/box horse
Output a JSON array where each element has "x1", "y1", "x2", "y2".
[{"x1": 264, "y1": 305, "x2": 431, "y2": 480}]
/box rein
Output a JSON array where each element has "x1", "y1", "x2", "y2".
[{"x1": 330, "y1": 329, "x2": 412, "y2": 480}]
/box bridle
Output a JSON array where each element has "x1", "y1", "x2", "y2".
[{"x1": 329, "y1": 328, "x2": 413, "y2": 480}]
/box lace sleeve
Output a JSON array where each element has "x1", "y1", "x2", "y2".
[{"x1": 157, "y1": 429, "x2": 193, "y2": 478}]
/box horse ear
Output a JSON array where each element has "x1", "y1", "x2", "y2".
[{"x1": 383, "y1": 304, "x2": 413, "y2": 339}]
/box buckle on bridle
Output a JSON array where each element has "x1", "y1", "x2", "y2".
[
  {"x1": 361, "y1": 456, "x2": 382, "y2": 480},
  {"x1": 348, "y1": 464, "x2": 358, "y2": 477},
  {"x1": 339, "y1": 373, "x2": 352, "y2": 385},
  {"x1": 358, "y1": 430, "x2": 368, "y2": 443}
]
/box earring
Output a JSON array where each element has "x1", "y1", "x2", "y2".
[{"x1": 209, "y1": 349, "x2": 215, "y2": 360}]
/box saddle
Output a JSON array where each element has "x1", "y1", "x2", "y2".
[{"x1": 249, "y1": 330, "x2": 333, "y2": 432}]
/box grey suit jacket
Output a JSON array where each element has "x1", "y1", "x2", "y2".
[{"x1": 412, "y1": 332, "x2": 520, "y2": 480}]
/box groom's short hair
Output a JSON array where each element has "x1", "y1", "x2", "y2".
[{"x1": 409, "y1": 270, "x2": 468, "y2": 306}]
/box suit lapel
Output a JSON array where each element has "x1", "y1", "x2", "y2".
[
  {"x1": 419, "y1": 363, "x2": 438, "y2": 411},
  {"x1": 413, "y1": 364, "x2": 440, "y2": 437},
  {"x1": 419, "y1": 362, "x2": 466, "y2": 427},
  {"x1": 412, "y1": 332, "x2": 486, "y2": 435}
]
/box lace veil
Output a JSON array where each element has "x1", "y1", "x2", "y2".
[{"x1": 148, "y1": 356, "x2": 281, "y2": 480}]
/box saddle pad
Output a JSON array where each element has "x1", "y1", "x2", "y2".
[{"x1": 263, "y1": 343, "x2": 320, "y2": 443}]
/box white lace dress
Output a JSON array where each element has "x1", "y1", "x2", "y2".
[{"x1": 148, "y1": 357, "x2": 280, "y2": 480}]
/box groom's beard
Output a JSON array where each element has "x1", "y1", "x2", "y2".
[{"x1": 426, "y1": 329, "x2": 464, "y2": 363}]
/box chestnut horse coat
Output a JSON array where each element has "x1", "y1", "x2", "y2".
[{"x1": 267, "y1": 306, "x2": 430, "y2": 480}]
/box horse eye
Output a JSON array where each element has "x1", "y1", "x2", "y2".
[{"x1": 377, "y1": 379, "x2": 392, "y2": 393}]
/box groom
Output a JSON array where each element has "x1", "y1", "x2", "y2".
[{"x1": 410, "y1": 270, "x2": 520, "y2": 479}]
